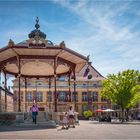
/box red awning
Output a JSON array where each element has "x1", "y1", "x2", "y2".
[{"x1": 95, "y1": 109, "x2": 103, "y2": 112}]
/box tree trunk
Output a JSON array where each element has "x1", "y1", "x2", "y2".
[
  {"x1": 126, "y1": 108, "x2": 129, "y2": 122},
  {"x1": 121, "y1": 108, "x2": 124, "y2": 122}
]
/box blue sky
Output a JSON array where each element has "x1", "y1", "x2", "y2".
[{"x1": 0, "y1": 0, "x2": 140, "y2": 79}]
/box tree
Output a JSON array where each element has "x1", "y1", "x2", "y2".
[
  {"x1": 83, "y1": 110, "x2": 93, "y2": 119},
  {"x1": 101, "y1": 69, "x2": 140, "y2": 122},
  {"x1": 128, "y1": 85, "x2": 140, "y2": 108}
]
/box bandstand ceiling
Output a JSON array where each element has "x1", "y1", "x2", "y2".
[{"x1": 0, "y1": 44, "x2": 88, "y2": 77}]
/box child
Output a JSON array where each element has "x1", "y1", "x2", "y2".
[
  {"x1": 62, "y1": 112, "x2": 69, "y2": 129},
  {"x1": 69, "y1": 106, "x2": 75, "y2": 128}
]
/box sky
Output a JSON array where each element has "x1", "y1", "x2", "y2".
[{"x1": 0, "y1": 0, "x2": 140, "y2": 81}]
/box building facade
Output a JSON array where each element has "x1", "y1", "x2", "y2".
[
  {"x1": 0, "y1": 18, "x2": 109, "y2": 116},
  {"x1": 13, "y1": 64, "x2": 110, "y2": 116},
  {"x1": 0, "y1": 86, "x2": 14, "y2": 112}
]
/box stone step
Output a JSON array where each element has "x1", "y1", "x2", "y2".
[
  {"x1": 28, "y1": 111, "x2": 47, "y2": 122},
  {"x1": 15, "y1": 120, "x2": 56, "y2": 128}
]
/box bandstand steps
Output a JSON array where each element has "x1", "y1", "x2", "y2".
[
  {"x1": 21, "y1": 111, "x2": 56, "y2": 128},
  {"x1": 15, "y1": 120, "x2": 56, "y2": 128},
  {"x1": 20, "y1": 119, "x2": 56, "y2": 128},
  {"x1": 37, "y1": 111, "x2": 46, "y2": 122}
]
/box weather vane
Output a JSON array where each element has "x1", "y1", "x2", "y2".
[{"x1": 35, "y1": 17, "x2": 40, "y2": 29}]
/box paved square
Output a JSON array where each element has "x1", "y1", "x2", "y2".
[{"x1": 0, "y1": 120, "x2": 140, "y2": 139}]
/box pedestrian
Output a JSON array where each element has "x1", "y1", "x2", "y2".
[
  {"x1": 62, "y1": 112, "x2": 69, "y2": 129},
  {"x1": 32, "y1": 104, "x2": 38, "y2": 124},
  {"x1": 68, "y1": 106, "x2": 75, "y2": 128}
]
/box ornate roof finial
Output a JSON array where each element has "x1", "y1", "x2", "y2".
[
  {"x1": 28, "y1": 17, "x2": 46, "y2": 39},
  {"x1": 8, "y1": 39, "x2": 14, "y2": 47},
  {"x1": 60, "y1": 41, "x2": 66, "y2": 48},
  {"x1": 35, "y1": 17, "x2": 40, "y2": 29}
]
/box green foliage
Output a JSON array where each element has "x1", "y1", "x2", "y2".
[
  {"x1": 138, "y1": 74, "x2": 140, "y2": 82},
  {"x1": 83, "y1": 110, "x2": 93, "y2": 119},
  {"x1": 128, "y1": 85, "x2": 140, "y2": 108},
  {"x1": 101, "y1": 69, "x2": 140, "y2": 121}
]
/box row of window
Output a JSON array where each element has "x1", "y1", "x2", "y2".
[
  {"x1": 14, "y1": 91, "x2": 107, "y2": 102},
  {"x1": 82, "y1": 92, "x2": 107, "y2": 102},
  {"x1": 25, "y1": 91, "x2": 78, "y2": 102},
  {"x1": 15, "y1": 82, "x2": 101, "y2": 88}
]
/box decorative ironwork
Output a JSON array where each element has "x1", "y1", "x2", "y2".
[
  {"x1": 28, "y1": 17, "x2": 46, "y2": 40},
  {"x1": 8, "y1": 39, "x2": 14, "y2": 47},
  {"x1": 59, "y1": 41, "x2": 66, "y2": 48},
  {"x1": 35, "y1": 17, "x2": 40, "y2": 29}
]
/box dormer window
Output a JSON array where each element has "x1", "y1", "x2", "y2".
[{"x1": 38, "y1": 82, "x2": 42, "y2": 86}]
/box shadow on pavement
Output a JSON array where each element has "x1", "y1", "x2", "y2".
[{"x1": 0, "y1": 125, "x2": 57, "y2": 132}]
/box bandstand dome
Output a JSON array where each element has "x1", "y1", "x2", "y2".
[{"x1": 0, "y1": 18, "x2": 88, "y2": 78}]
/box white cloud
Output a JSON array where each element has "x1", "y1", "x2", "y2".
[
  {"x1": 0, "y1": 29, "x2": 29, "y2": 47},
  {"x1": 1, "y1": 1, "x2": 140, "y2": 77},
  {"x1": 54, "y1": 0, "x2": 140, "y2": 76}
]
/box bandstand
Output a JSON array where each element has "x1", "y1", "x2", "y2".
[{"x1": 0, "y1": 18, "x2": 89, "y2": 122}]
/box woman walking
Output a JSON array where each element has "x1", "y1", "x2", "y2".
[{"x1": 32, "y1": 104, "x2": 38, "y2": 124}]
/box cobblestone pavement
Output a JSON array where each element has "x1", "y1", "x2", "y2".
[{"x1": 0, "y1": 120, "x2": 140, "y2": 140}]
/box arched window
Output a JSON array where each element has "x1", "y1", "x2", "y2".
[
  {"x1": 27, "y1": 82, "x2": 31, "y2": 86},
  {"x1": 58, "y1": 91, "x2": 66, "y2": 102},
  {"x1": 47, "y1": 91, "x2": 52, "y2": 102},
  {"x1": 93, "y1": 84, "x2": 97, "y2": 88},
  {"x1": 72, "y1": 92, "x2": 78, "y2": 102},
  {"x1": 101, "y1": 105, "x2": 106, "y2": 110},
  {"x1": 38, "y1": 82, "x2": 42, "y2": 86},
  {"x1": 82, "y1": 105, "x2": 88, "y2": 112},
  {"x1": 93, "y1": 105, "x2": 98, "y2": 111},
  {"x1": 37, "y1": 91, "x2": 43, "y2": 102},
  {"x1": 26, "y1": 92, "x2": 33, "y2": 102},
  {"x1": 93, "y1": 91, "x2": 98, "y2": 102},
  {"x1": 82, "y1": 92, "x2": 87, "y2": 101}
]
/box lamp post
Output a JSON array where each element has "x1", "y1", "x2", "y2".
[
  {"x1": 84, "y1": 64, "x2": 92, "y2": 111},
  {"x1": 87, "y1": 74, "x2": 92, "y2": 111}
]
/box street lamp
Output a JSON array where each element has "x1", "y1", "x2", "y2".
[{"x1": 87, "y1": 74, "x2": 92, "y2": 110}]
